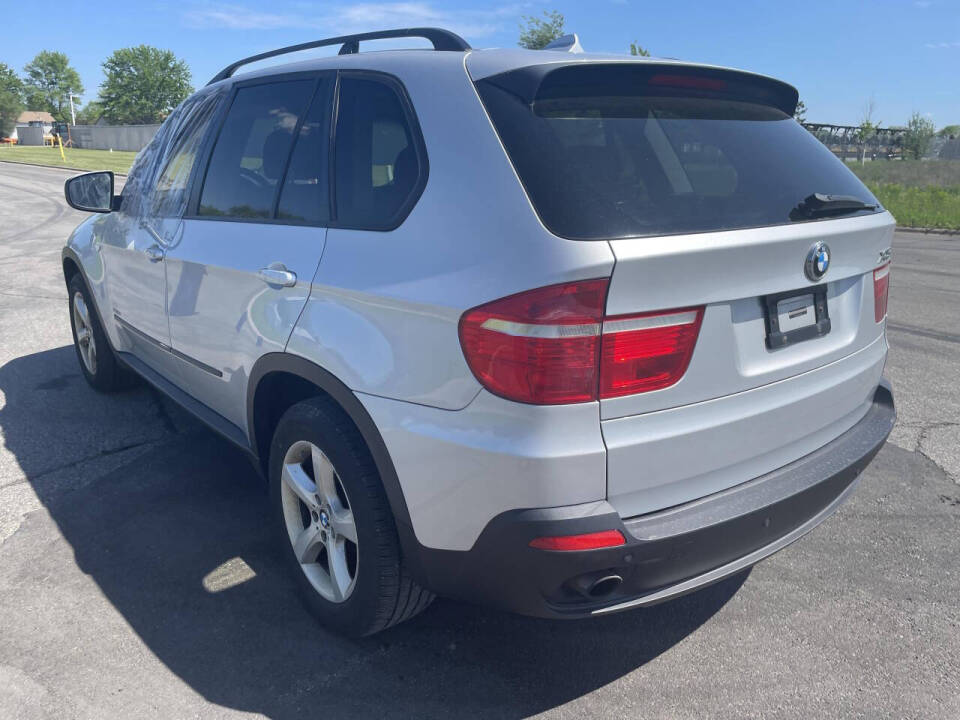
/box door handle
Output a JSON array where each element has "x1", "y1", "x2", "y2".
[
  {"x1": 145, "y1": 244, "x2": 164, "y2": 263},
  {"x1": 258, "y1": 264, "x2": 297, "y2": 288}
]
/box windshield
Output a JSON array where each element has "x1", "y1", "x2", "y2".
[{"x1": 476, "y1": 65, "x2": 881, "y2": 240}]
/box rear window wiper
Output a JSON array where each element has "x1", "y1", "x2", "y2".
[{"x1": 791, "y1": 193, "x2": 879, "y2": 220}]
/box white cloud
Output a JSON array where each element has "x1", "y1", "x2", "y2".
[
  {"x1": 925, "y1": 40, "x2": 960, "y2": 48},
  {"x1": 183, "y1": 2, "x2": 528, "y2": 38},
  {"x1": 183, "y1": 7, "x2": 300, "y2": 30}
]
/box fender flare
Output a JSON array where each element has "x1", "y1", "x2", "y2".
[
  {"x1": 62, "y1": 246, "x2": 113, "y2": 349},
  {"x1": 246, "y1": 353, "x2": 428, "y2": 579},
  {"x1": 61, "y1": 246, "x2": 84, "y2": 285}
]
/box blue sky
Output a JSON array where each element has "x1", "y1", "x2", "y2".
[{"x1": 5, "y1": 1, "x2": 959, "y2": 126}]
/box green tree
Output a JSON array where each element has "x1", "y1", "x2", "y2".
[
  {"x1": 629, "y1": 42, "x2": 651, "y2": 57},
  {"x1": 937, "y1": 124, "x2": 960, "y2": 139},
  {"x1": 98, "y1": 45, "x2": 193, "y2": 125},
  {"x1": 0, "y1": 62, "x2": 25, "y2": 138},
  {"x1": 23, "y1": 51, "x2": 84, "y2": 122},
  {"x1": 74, "y1": 100, "x2": 104, "y2": 125},
  {"x1": 903, "y1": 112, "x2": 936, "y2": 160},
  {"x1": 518, "y1": 10, "x2": 565, "y2": 50},
  {"x1": 855, "y1": 97, "x2": 879, "y2": 165},
  {"x1": 794, "y1": 99, "x2": 807, "y2": 123}
]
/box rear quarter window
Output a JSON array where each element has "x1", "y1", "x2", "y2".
[{"x1": 333, "y1": 74, "x2": 426, "y2": 230}]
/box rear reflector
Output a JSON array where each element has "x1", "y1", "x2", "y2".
[
  {"x1": 529, "y1": 530, "x2": 626, "y2": 551},
  {"x1": 459, "y1": 280, "x2": 704, "y2": 404},
  {"x1": 874, "y1": 263, "x2": 890, "y2": 323}
]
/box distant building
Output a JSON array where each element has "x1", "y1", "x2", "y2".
[{"x1": 10, "y1": 111, "x2": 55, "y2": 142}]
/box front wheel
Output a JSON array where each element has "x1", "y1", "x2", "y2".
[
  {"x1": 269, "y1": 397, "x2": 433, "y2": 636},
  {"x1": 67, "y1": 274, "x2": 136, "y2": 392}
]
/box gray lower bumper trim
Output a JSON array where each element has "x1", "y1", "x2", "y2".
[{"x1": 592, "y1": 475, "x2": 859, "y2": 615}]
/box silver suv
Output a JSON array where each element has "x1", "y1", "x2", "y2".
[{"x1": 62, "y1": 28, "x2": 896, "y2": 637}]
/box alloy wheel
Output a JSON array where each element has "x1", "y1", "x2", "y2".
[
  {"x1": 280, "y1": 440, "x2": 359, "y2": 603},
  {"x1": 72, "y1": 291, "x2": 97, "y2": 375}
]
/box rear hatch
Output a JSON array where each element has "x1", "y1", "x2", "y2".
[{"x1": 472, "y1": 58, "x2": 894, "y2": 516}]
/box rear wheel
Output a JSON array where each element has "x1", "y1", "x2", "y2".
[
  {"x1": 279, "y1": 439, "x2": 360, "y2": 604},
  {"x1": 269, "y1": 396, "x2": 433, "y2": 636},
  {"x1": 68, "y1": 274, "x2": 135, "y2": 392}
]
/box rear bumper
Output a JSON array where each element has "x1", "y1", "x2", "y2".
[{"x1": 414, "y1": 379, "x2": 895, "y2": 618}]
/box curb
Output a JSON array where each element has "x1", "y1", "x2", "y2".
[
  {"x1": 0, "y1": 159, "x2": 129, "y2": 177},
  {"x1": 896, "y1": 226, "x2": 960, "y2": 237}
]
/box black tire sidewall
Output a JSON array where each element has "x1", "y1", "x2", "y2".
[
  {"x1": 68, "y1": 274, "x2": 115, "y2": 391},
  {"x1": 269, "y1": 400, "x2": 399, "y2": 637}
]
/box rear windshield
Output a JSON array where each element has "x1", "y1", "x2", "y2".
[{"x1": 476, "y1": 65, "x2": 881, "y2": 240}]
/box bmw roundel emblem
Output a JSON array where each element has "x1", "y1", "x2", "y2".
[{"x1": 804, "y1": 242, "x2": 831, "y2": 282}]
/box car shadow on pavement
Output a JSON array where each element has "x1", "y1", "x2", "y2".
[{"x1": 0, "y1": 346, "x2": 748, "y2": 719}]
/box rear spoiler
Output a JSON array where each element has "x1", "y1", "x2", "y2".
[
  {"x1": 542, "y1": 33, "x2": 584, "y2": 53},
  {"x1": 479, "y1": 62, "x2": 800, "y2": 117}
]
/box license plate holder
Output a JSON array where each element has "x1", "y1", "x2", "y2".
[{"x1": 764, "y1": 284, "x2": 830, "y2": 349}]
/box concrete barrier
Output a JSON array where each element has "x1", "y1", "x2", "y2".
[{"x1": 69, "y1": 124, "x2": 161, "y2": 152}]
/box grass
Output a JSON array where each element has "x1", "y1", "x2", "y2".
[
  {"x1": 847, "y1": 159, "x2": 960, "y2": 230},
  {"x1": 846, "y1": 159, "x2": 960, "y2": 187},
  {"x1": 0, "y1": 144, "x2": 137, "y2": 175}
]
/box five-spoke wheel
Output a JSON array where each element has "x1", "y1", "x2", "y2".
[
  {"x1": 280, "y1": 440, "x2": 358, "y2": 603},
  {"x1": 72, "y1": 290, "x2": 97, "y2": 376},
  {"x1": 67, "y1": 274, "x2": 134, "y2": 392},
  {"x1": 269, "y1": 396, "x2": 434, "y2": 636}
]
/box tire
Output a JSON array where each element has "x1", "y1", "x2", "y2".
[
  {"x1": 269, "y1": 396, "x2": 433, "y2": 636},
  {"x1": 67, "y1": 274, "x2": 136, "y2": 392}
]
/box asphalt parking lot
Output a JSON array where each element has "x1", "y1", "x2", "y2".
[{"x1": 0, "y1": 161, "x2": 958, "y2": 719}]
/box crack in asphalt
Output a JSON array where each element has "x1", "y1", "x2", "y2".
[
  {"x1": 2, "y1": 438, "x2": 164, "y2": 489},
  {"x1": 1, "y1": 394, "x2": 186, "y2": 490},
  {"x1": 149, "y1": 388, "x2": 181, "y2": 435},
  {"x1": 896, "y1": 420, "x2": 960, "y2": 483},
  {"x1": 886, "y1": 322, "x2": 960, "y2": 345}
]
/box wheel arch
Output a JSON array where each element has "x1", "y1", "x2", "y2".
[
  {"x1": 61, "y1": 247, "x2": 113, "y2": 347},
  {"x1": 62, "y1": 247, "x2": 83, "y2": 286},
  {"x1": 247, "y1": 353, "x2": 427, "y2": 580}
]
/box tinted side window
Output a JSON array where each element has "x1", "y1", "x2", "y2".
[
  {"x1": 199, "y1": 80, "x2": 314, "y2": 219},
  {"x1": 150, "y1": 94, "x2": 222, "y2": 218},
  {"x1": 334, "y1": 76, "x2": 422, "y2": 229},
  {"x1": 121, "y1": 91, "x2": 222, "y2": 220},
  {"x1": 276, "y1": 79, "x2": 333, "y2": 224}
]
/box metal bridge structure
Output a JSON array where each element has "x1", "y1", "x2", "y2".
[{"x1": 802, "y1": 123, "x2": 906, "y2": 162}]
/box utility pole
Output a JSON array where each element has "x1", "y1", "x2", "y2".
[{"x1": 69, "y1": 93, "x2": 77, "y2": 126}]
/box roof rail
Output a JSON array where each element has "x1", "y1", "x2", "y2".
[{"x1": 207, "y1": 27, "x2": 471, "y2": 85}]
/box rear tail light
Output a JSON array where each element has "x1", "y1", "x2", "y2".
[
  {"x1": 600, "y1": 308, "x2": 703, "y2": 398},
  {"x1": 458, "y1": 279, "x2": 606, "y2": 405},
  {"x1": 458, "y1": 279, "x2": 704, "y2": 405},
  {"x1": 529, "y1": 530, "x2": 626, "y2": 551},
  {"x1": 873, "y1": 263, "x2": 890, "y2": 323}
]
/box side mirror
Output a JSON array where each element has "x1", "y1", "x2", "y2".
[{"x1": 64, "y1": 171, "x2": 119, "y2": 213}]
